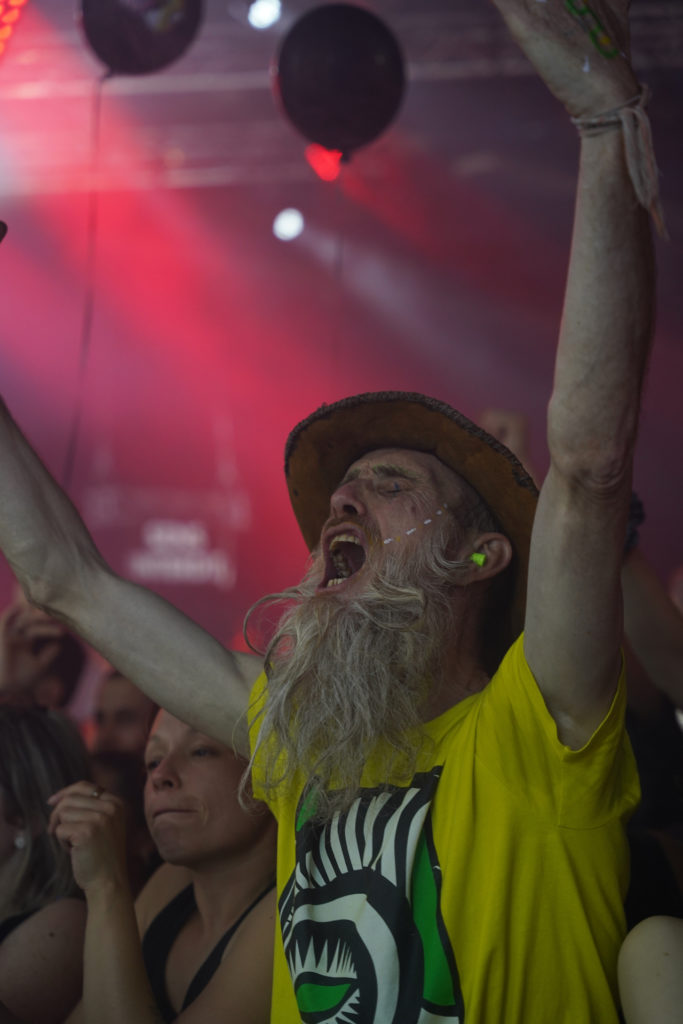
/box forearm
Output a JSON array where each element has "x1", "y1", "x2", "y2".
[
  {"x1": 548, "y1": 127, "x2": 655, "y2": 480},
  {"x1": 0, "y1": 398, "x2": 104, "y2": 608},
  {"x1": 82, "y1": 882, "x2": 163, "y2": 1024}
]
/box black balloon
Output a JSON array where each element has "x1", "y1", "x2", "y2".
[
  {"x1": 81, "y1": 0, "x2": 203, "y2": 75},
  {"x1": 274, "y1": 3, "x2": 405, "y2": 157}
]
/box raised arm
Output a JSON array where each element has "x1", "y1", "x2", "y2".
[
  {"x1": 0, "y1": 400, "x2": 261, "y2": 753},
  {"x1": 489, "y1": 0, "x2": 657, "y2": 745}
]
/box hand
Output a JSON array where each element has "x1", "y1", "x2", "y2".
[
  {"x1": 0, "y1": 599, "x2": 66, "y2": 695},
  {"x1": 48, "y1": 782, "x2": 129, "y2": 896},
  {"x1": 488, "y1": 0, "x2": 639, "y2": 116},
  {"x1": 479, "y1": 409, "x2": 529, "y2": 456}
]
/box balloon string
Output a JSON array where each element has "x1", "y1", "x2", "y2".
[{"x1": 62, "y1": 70, "x2": 112, "y2": 490}]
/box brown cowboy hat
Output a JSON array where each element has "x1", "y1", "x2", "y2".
[{"x1": 284, "y1": 391, "x2": 538, "y2": 665}]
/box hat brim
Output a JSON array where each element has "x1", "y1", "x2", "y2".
[{"x1": 285, "y1": 392, "x2": 538, "y2": 657}]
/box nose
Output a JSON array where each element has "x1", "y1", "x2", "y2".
[
  {"x1": 329, "y1": 478, "x2": 367, "y2": 519},
  {"x1": 150, "y1": 755, "x2": 180, "y2": 791}
]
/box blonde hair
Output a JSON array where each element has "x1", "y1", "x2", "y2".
[{"x1": 0, "y1": 703, "x2": 91, "y2": 919}]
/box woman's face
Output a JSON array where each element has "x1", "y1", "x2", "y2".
[{"x1": 143, "y1": 710, "x2": 269, "y2": 867}]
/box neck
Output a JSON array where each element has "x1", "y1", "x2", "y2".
[
  {"x1": 422, "y1": 587, "x2": 489, "y2": 720},
  {"x1": 189, "y1": 820, "x2": 276, "y2": 935}
]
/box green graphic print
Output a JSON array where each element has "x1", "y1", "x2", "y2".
[{"x1": 279, "y1": 768, "x2": 464, "y2": 1023}]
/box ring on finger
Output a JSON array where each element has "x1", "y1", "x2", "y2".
[{"x1": 90, "y1": 786, "x2": 104, "y2": 799}]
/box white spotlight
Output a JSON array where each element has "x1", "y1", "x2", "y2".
[
  {"x1": 273, "y1": 208, "x2": 304, "y2": 241},
  {"x1": 247, "y1": 0, "x2": 281, "y2": 29}
]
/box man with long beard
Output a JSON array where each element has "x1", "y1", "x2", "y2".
[{"x1": 0, "y1": 0, "x2": 664, "y2": 1020}]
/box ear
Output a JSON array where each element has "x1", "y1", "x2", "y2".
[{"x1": 463, "y1": 532, "x2": 513, "y2": 583}]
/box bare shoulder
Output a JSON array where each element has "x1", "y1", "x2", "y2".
[
  {"x1": 174, "y1": 887, "x2": 276, "y2": 1024},
  {"x1": 0, "y1": 898, "x2": 86, "y2": 958},
  {"x1": 0, "y1": 899, "x2": 86, "y2": 1024},
  {"x1": 135, "y1": 863, "x2": 194, "y2": 934}
]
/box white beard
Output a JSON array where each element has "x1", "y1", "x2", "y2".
[{"x1": 246, "y1": 525, "x2": 470, "y2": 822}]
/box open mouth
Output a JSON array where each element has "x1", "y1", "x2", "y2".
[{"x1": 322, "y1": 532, "x2": 367, "y2": 588}]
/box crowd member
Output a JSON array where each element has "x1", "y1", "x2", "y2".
[
  {"x1": 622, "y1": 547, "x2": 683, "y2": 722},
  {"x1": 0, "y1": 0, "x2": 663, "y2": 1019},
  {"x1": 620, "y1": 545, "x2": 683, "y2": 921},
  {"x1": 0, "y1": 597, "x2": 85, "y2": 711},
  {"x1": 91, "y1": 669, "x2": 158, "y2": 757},
  {"x1": 0, "y1": 704, "x2": 91, "y2": 1023},
  {"x1": 50, "y1": 710, "x2": 276, "y2": 1024}
]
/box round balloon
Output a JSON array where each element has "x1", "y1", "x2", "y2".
[
  {"x1": 274, "y1": 3, "x2": 405, "y2": 157},
  {"x1": 81, "y1": 0, "x2": 203, "y2": 75}
]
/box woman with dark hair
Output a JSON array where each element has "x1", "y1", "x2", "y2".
[{"x1": 0, "y1": 703, "x2": 91, "y2": 1023}]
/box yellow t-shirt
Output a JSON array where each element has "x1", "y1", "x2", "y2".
[{"x1": 249, "y1": 635, "x2": 639, "y2": 1024}]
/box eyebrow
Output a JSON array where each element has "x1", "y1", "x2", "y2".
[{"x1": 339, "y1": 464, "x2": 422, "y2": 487}]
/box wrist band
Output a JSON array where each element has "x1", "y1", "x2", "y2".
[{"x1": 571, "y1": 87, "x2": 667, "y2": 239}]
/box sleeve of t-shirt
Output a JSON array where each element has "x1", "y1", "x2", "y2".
[{"x1": 474, "y1": 634, "x2": 640, "y2": 829}]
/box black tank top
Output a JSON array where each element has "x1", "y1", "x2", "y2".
[
  {"x1": 141, "y1": 881, "x2": 274, "y2": 1022},
  {"x1": 0, "y1": 910, "x2": 35, "y2": 945}
]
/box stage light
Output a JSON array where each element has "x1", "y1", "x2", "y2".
[
  {"x1": 273, "y1": 208, "x2": 304, "y2": 241},
  {"x1": 247, "y1": 0, "x2": 281, "y2": 30},
  {"x1": 0, "y1": 0, "x2": 30, "y2": 60},
  {"x1": 305, "y1": 144, "x2": 342, "y2": 182}
]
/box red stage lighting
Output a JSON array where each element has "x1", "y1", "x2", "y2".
[
  {"x1": 305, "y1": 144, "x2": 343, "y2": 183},
  {"x1": 0, "y1": 0, "x2": 30, "y2": 57}
]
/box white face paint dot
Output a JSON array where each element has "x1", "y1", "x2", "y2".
[
  {"x1": 423, "y1": 518, "x2": 432, "y2": 525},
  {"x1": 383, "y1": 538, "x2": 394, "y2": 545},
  {"x1": 406, "y1": 528, "x2": 417, "y2": 535}
]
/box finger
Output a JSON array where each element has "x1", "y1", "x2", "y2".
[
  {"x1": 49, "y1": 780, "x2": 101, "y2": 804},
  {"x1": 22, "y1": 622, "x2": 66, "y2": 640},
  {"x1": 53, "y1": 820, "x2": 104, "y2": 850},
  {"x1": 48, "y1": 797, "x2": 118, "y2": 835}
]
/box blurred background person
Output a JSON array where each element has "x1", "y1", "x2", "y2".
[
  {"x1": 87, "y1": 672, "x2": 162, "y2": 893},
  {"x1": 0, "y1": 703, "x2": 91, "y2": 1023},
  {"x1": 0, "y1": 598, "x2": 85, "y2": 713},
  {"x1": 91, "y1": 669, "x2": 158, "y2": 757},
  {"x1": 52, "y1": 709, "x2": 277, "y2": 1024}
]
